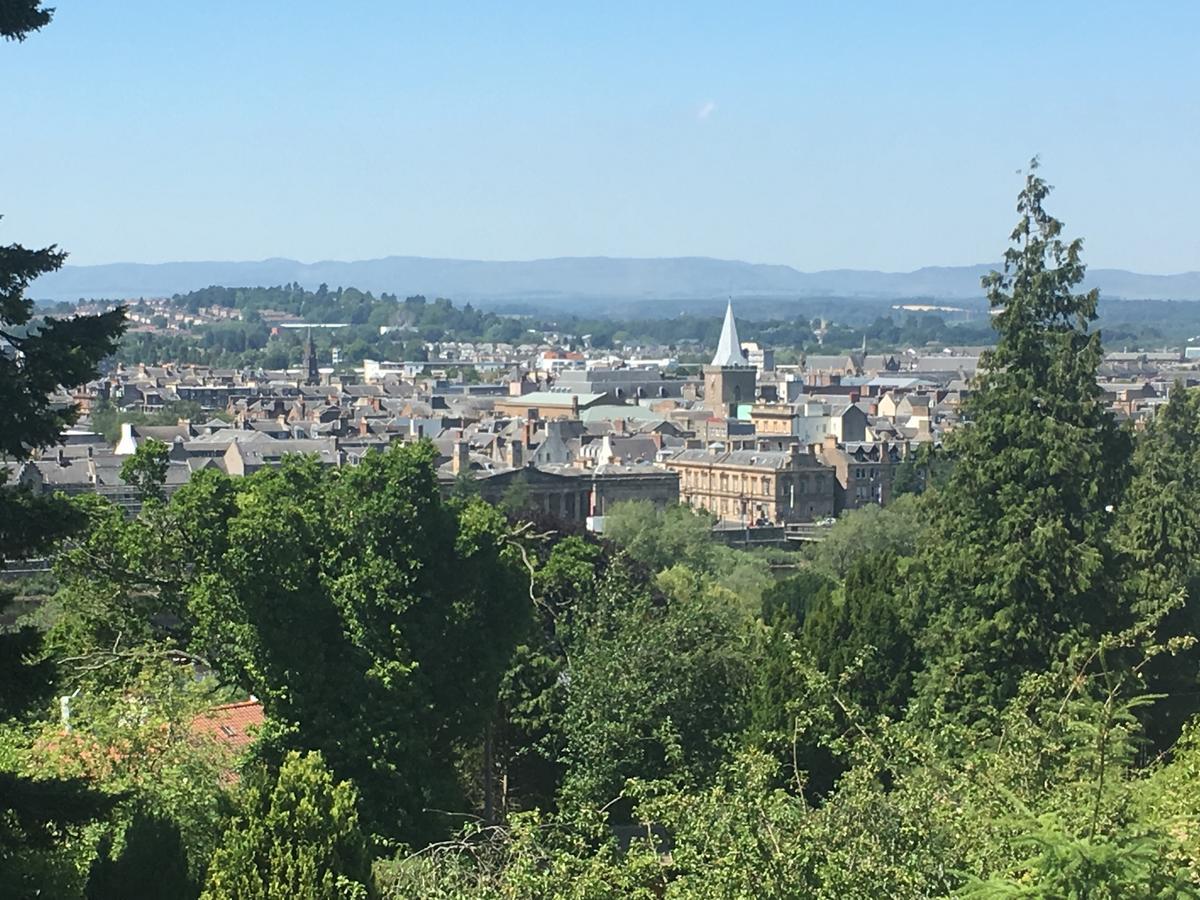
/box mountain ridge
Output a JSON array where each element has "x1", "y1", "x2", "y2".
[{"x1": 29, "y1": 255, "x2": 1200, "y2": 303}]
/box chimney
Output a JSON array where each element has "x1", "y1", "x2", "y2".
[
  {"x1": 452, "y1": 440, "x2": 470, "y2": 475},
  {"x1": 509, "y1": 439, "x2": 524, "y2": 468},
  {"x1": 86, "y1": 445, "x2": 94, "y2": 459},
  {"x1": 823, "y1": 433, "x2": 839, "y2": 452},
  {"x1": 359, "y1": 417, "x2": 370, "y2": 437},
  {"x1": 523, "y1": 420, "x2": 533, "y2": 447},
  {"x1": 790, "y1": 441, "x2": 802, "y2": 468},
  {"x1": 613, "y1": 418, "x2": 626, "y2": 435},
  {"x1": 571, "y1": 395, "x2": 580, "y2": 418}
]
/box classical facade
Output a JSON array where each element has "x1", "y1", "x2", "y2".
[{"x1": 665, "y1": 443, "x2": 836, "y2": 525}]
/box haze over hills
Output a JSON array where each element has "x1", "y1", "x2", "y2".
[{"x1": 29, "y1": 256, "x2": 1200, "y2": 304}]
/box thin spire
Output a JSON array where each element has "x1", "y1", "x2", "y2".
[{"x1": 710, "y1": 299, "x2": 747, "y2": 367}]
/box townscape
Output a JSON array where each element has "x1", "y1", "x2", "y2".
[{"x1": 19, "y1": 299, "x2": 1195, "y2": 532}]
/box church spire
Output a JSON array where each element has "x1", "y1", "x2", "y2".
[
  {"x1": 710, "y1": 300, "x2": 747, "y2": 367},
  {"x1": 303, "y1": 328, "x2": 320, "y2": 386}
]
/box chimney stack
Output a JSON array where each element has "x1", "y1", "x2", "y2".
[
  {"x1": 509, "y1": 439, "x2": 524, "y2": 468},
  {"x1": 571, "y1": 395, "x2": 580, "y2": 418},
  {"x1": 452, "y1": 440, "x2": 470, "y2": 475}
]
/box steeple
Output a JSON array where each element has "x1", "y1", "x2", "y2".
[
  {"x1": 710, "y1": 300, "x2": 747, "y2": 368},
  {"x1": 303, "y1": 328, "x2": 319, "y2": 386}
]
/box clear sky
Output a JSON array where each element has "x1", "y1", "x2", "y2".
[{"x1": 2, "y1": 1, "x2": 1197, "y2": 272}]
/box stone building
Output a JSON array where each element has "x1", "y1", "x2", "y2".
[
  {"x1": 665, "y1": 443, "x2": 836, "y2": 525},
  {"x1": 812, "y1": 435, "x2": 904, "y2": 513}
]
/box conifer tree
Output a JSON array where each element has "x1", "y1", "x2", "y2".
[
  {"x1": 1113, "y1": 381, "x2": 1200, "y2": 746},
  {"x1": 200, "y1": 752, "x2": 371, "y2": 900},
  {"x1": 912, "y1": 160, "x2": 1130, "y2": 718}
]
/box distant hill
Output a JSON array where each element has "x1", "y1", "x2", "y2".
[{"x1": 29, "y1": 256, "x2": 1200, "y2": 303}]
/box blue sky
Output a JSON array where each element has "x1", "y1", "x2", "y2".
[{"x1": 2, "y1": 2, "x2": 1197, "y2": 272}]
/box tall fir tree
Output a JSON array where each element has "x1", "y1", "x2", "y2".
[
  {"x1": 911, "y1": 160, "x2": 1131, "y2": 719},
  {"x1": 1113, "y1": 380, "x2": 1200, "y2": 747}
]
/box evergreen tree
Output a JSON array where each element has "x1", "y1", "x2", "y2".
[
  {"x1": 801, "y1": 552, "x2": 916, "y2": 721},
  {"x1": 1113, "y1": 381, "x2": 1200, "y2": 747},
  {"x1": 0, "y1": 1, "x2": 53, "y2": 41},
  {"x1": 200, "y1": 752, "x2": 371, "y2": 900},
  {"x1": 912, "y1": 160, "x2": 1130, "y2": 719},
  {"x1": 85, "y1": 810, "x2": 197, "y2": 900}
]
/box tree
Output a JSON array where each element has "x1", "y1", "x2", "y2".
[
  {"x1": 85, "y1": 810, "x2": 197, "y2": 900},
  {"x1": 602, "y1": 501, "x2": 716, "y2": 575},
  {"x1": 799, "y1": 552, "x2": 917, "y2": 721},
  {"x1": 1, "y1": 238, "x2": 126, "y2": 462},
  {"x1": 911, "y1": 161, "x2": 1131, "y2": 719},
  {"x1": 803, "y1": 494, "x2": 926, "y2": 580},
  {"x1": 119, "y1": 439, "x2": 170, "y2": 504},
  {"x1": 890, "y1": 443, "x2": 946, "y2": 497},
  {"x1": 557, "y1": 558, "x2": 752, "y2": 811},
  {"x1": 200, "y1": 751, "x2": 371, "y2": 900},
  {"x1": 1113, "y1": 381, "x2": 1200, "y2": 747},
  {"x1": 498, "y1": 473, "x2": 533, "y2": 517},
  {"x1": 0, "y1": 1, "x2": 52, "y2": 41},
  {"x1": 760, "y1": 568, "x2": 835, "y2": 627},
  {"x1": 185, "y1": 443, "x2": 529, "y2": 842}
]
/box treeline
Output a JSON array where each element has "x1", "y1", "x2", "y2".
[
  {"x1": 111, "y1": 287, "x2": 536, "y2": 369},
  {"x1": 114, "y1": 285, "x2": 1001, "y2": 371},
  {"x1": 103, "y1": 276, "x2": 1200, "y2": 370}
]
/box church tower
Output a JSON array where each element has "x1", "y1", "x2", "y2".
[
  {"x1": 302, "y1": 329, "x2": 320, "y2": 386},
  {"x1": 703, "y1": 301, "x2": 756, "y2": 418}
]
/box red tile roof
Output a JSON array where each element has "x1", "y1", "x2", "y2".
[{"x1": 190, "y1": 700, "x2": 264, "y2": 749}]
